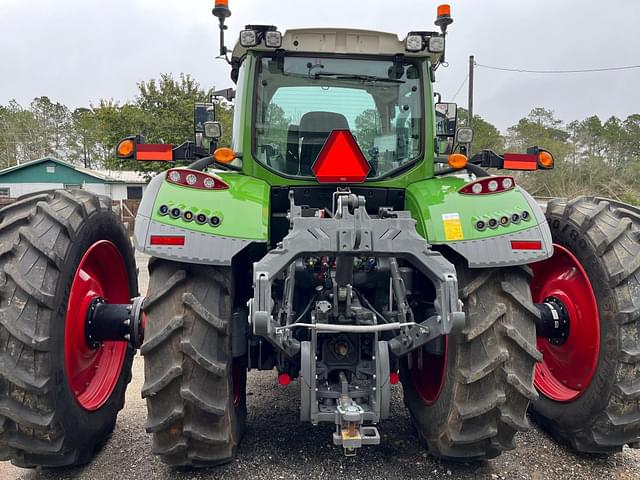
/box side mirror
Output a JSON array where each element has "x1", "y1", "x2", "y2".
[
  {"x1": 194, "y1": 102, "x2": 215, "y2": 148},
  {"x1": 456, "y1": 127, "x2": 474, "y2": 144},
  {"x1": 435, "y1": 102, "x2": 457, "y2": 137},
  {"x1": 204, "y1": 121, "x2": 223, "y2": 140}
]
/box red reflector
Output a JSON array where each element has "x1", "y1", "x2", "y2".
[
  {"x1": 136, "y1": 144, "x2": 173, "y2": 161},
  {"x1": 503, "y1": 153, "x2": 537, "y2": 171},
  {"x1": 278, "y1": 373, "x2": 291, "y2": 386},
  {"x1": 150, "y1": 235, "x2": 185, "y2": 246},
  {"x1": 389, "y1": 372, "x2": 400, "y2": 385},
  {"x1": 511, "y1": 240, "x2": 542, "y2": 250},
  {"x1": 312, "y1": 130, "x2": 370, "y2": 183}
]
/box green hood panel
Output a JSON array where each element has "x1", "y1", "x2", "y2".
[
  {"x1": 151, "y1": 171, "x2": 270, "y2": 241},
  {"x1": 405, "y1": 176, "x2": 539, "y2": 243}
]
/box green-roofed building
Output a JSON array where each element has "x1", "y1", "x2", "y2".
[{"x1": 0, "y1": 157, "x2": 147, "y2": 201}]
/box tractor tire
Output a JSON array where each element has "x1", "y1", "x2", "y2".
[
  {"x1": 401, "y1": 265, "x2": 541, "y2": 460},
  {"x1": 0, "y1": 190, "x2": 137, "y2": 468},
  {"x1": 141, "y1": 258, "x2": 246, "y2": 466},
  {"x1": 530, "y1": 196, "x2": 640, "y2": 452}
]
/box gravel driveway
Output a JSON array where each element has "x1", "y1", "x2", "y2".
[{"x1": 1, "y1": 252, "x2": 638, "y2": 480}]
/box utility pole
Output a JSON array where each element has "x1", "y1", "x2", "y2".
[{"x1": 468, "y1": 55, "x2": 475, "y2": 154}]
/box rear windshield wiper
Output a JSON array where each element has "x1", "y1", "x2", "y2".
[{"x1": 312, "y1": 73, "x2": 405, "y2": 84}]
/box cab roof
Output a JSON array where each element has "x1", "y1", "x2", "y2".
[{"x1": 231, "y1": 27, "x2": 442, "y2": 63}]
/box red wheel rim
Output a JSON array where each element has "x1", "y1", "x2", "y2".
[
  {"x1": 530, "y1": 244, "x2": 600, "y2": 402},
  {"x1": 64, "y1": 240, "x2": 130, "y2": 411},
  {"x1": 409, "y1": 337, "x2": 448, "y2": 405}
]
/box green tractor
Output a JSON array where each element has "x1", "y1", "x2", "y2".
[{"x1": 1, "y1": 1, "x2": 638, "y2": 468}]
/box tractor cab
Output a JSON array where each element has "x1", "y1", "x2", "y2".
[{"x1": 223, "y1": 23, "x2": 453, "y2": 184}]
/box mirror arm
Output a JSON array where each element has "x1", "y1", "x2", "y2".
[
  {"x1": 188, "y1": 155, "x2": 215, "y2": 171},
  {"x1": 172, "y1": 142, "x2": 210, "y2": 162},
  {"x1": 469, "y1": 150, "x2": 504, "y2": 168}
]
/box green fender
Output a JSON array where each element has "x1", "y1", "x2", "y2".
[{"x1": 405, "y1": 176, "x2": 544, "y2": 243}]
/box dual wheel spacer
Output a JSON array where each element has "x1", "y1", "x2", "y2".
[
  {"x1": 530, "y1": 244, "x2": 600, "y2": 402},
  {"x1": 64, "y1": 240, "x2": 146, "y2": 411}
]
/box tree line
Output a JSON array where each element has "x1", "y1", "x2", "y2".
[
  {"x1": 0, "y1": 73, "x2": 638, "y2": 204},
  {"x1": 0, "y1": 74, "x2": 232, "y2": 175}
]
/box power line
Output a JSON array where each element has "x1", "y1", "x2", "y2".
[
  {"x1": 451, "y1": 73, "x2": 469, "y2": 101},
  {"x1": 475, "y1": 62, "x2": 640, "y2": 74}
]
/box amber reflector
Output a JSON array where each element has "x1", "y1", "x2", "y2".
[
  {"x1": 538, "y1": 151, "x2": 554, "y2": 169},
  {"x1": 448, "y1": 153, "x2": 468, "y2": 169},
  {"x1": 116, "y1": 139, "x2": 135, "y2": 158},
  {"x1": 214, "y1": 147, "x2": 237, "y2": 164}
]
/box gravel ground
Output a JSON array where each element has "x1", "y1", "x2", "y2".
[{"x1": 1, "y1": 252, "x2": 638, "y2": 480}]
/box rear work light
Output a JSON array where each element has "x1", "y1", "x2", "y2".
[
  {"x1": 165, "y1": 169, "x2": 228, "y2": 190},
  {"x1": 459, "y1": 176, "x2": 515, "y2": 195},
  {"x1": 405, "y1": 34, "x2": 424, "y2": 52}
]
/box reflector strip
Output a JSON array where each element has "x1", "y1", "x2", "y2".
[
  {"x1": 511, "y1": 240, "x2": 543, "y2": 250},
  {"x1": 503, "y1": 153, "x2": 537, "y2": 171},
  {"x1": 150, "y1": 235, "x2": 185, "y2": 246},
  {"x1": 136, "y1": 144, "x2": 173, "y2": 161}
]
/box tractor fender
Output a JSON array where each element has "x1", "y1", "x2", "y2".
[
  {"x1": 134, "y1": 171, "x2": 269, "y2": 265},
  {"x1": 405, "y1": 176, "x2": 553, "y2": 268}
]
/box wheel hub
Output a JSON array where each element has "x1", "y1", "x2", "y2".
[
  {"x1": 64, "y1": 240, "x2": 135, "y2": 411},
  {"x1": 86, "y1": 296, "x2": 145, "y2": 349},
  {"x1": 534, "y1": 296, "x2": 570, "y2": 345},
  {"x1": 530, "y1": 244, "x2": 600, "y2": 402}
]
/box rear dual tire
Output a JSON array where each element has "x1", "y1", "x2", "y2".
[
  {"x1": 0, "y1": 190, "x2": 137, "y2": 468},
  {"x1": 530, "y1": 197, "x2": 640, "y2": 452}
]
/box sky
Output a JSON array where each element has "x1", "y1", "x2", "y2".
[{"x1": 1, "y1": 0, "x2": 639, "y2": 131}]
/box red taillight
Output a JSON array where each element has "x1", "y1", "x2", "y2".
[
  {"x1": 312, "y1": 130, "x2": 371, "y2": 183},
  {"x1": 459, "y1": 176, "x2": 515, "y2": 195},
  {"x1": 165, "y1": 168, "x2": 229, "y2": 190},
  {"x1": 150, "y1": 235, "x2": 185, "y2": 246},
  {"x1": 278, "y1": 373, "x2": 291, "y2": 386},
  {"x1": 511, "y1": 240, "x2": 542, "y2": 250}
]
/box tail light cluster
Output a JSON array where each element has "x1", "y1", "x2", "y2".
[
  {"x1": 158, "y1": 204, "x2": 222, "y2": 228},
  {"x1": 165, "y1": 168, "x2": 228, "y2": 190},
  {"x1": 459, "y1": 176, "x2": 515, "y2": 195},
  {"x1": 475, "y1": 210, "x2": 530, "y2": 231}
]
